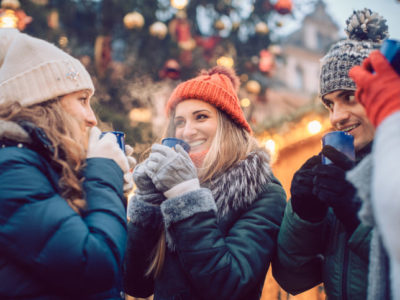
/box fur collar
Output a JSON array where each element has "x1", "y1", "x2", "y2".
[
  {"x1": 203, "y1": 150, "x2": 273, "y2": 218},
  {"x1": 0, "y1": 120, "x2": 31, "y2": 143}
]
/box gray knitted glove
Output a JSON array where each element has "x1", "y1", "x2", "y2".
[
  {"x1": 133, "y1": 162, "x2": 165, "y2": 205},
  {"x1": 145, "y1": 143, "x2": 199, "y2": 198}
]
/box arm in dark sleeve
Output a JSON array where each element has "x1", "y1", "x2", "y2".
[
  {"x1": 0, "y1": 151, "x2": 126, "y2": 295},
  {"x1": 272, "y1": 199, "x2": 327, "y2": 294},
  {"x1": 123, "y1": 197, "x2": 162, "y2": 297}
]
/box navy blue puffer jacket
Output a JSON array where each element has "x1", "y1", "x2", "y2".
[{"x1": 0, "y1": 122, "x2": 127, "y2": 299}]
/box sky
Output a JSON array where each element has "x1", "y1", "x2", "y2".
[
  {"x1": 324, "y1": 0, "x2": 400, "y2": 39},
  {"x1": 276, "y1": 0, "x2": 400, "y2": 40}
]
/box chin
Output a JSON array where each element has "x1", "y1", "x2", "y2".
[{"x1": 354, "y1": 141, "x2": 367, "y2": 152}]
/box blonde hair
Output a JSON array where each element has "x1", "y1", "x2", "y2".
[
  {"x1": 0, "y1": 100, "x2": 87, "y2": 214},
  {"x1": 147, "y1": 107, "x2": 264, "y2": 277}
]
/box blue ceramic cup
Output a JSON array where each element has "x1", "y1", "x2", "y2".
[
  {"x1": 100, "y1": 131, "x2": 125, "y2": 151},
  {"x1": 380, "y1": 39, "x2": 400, "y2": 75},
  {"x1": 161, "y1": 138, "x2": 190, "y2": 153},
  {"x1": 322, "y1": 131, "x2": 355, "y2": 165}
]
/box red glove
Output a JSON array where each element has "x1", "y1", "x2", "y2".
[{"x1": 349, "y1": 50, "x2": 400, "y2": 127}]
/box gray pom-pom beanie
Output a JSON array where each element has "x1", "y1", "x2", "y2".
[{"x1": 319, "y1": 8, "x2": 389, "y2": 97}]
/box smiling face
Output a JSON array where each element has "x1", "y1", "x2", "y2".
[
  {"x1": 322, "y1": 89, "x2": 375, "y2": 151},
  {"x1": 60, "y1": 90, "x2": 97, "y2": 135},
  {"x1": 174, "y1": 99, "x2": 218, "y2": 154}
]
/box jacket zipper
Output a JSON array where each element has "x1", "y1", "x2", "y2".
[{"x1": 341, "y1": 228, "x2": 349, "y2": 300}]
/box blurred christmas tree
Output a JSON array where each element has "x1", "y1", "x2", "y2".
[{"x1": 12, "y1": 0, "x2": 305, "y2": 155}]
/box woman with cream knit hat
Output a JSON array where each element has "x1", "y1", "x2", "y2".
[
  {"x1": 0, "y1": 29, "x2": 132, "y2": 299},
  {"x1": 123, "y1": 66, "x2": 286, "y2": 300}
]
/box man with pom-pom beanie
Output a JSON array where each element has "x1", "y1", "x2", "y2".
[{"x1": 272, "y1": 9, "x2": 389, "y2": 300}]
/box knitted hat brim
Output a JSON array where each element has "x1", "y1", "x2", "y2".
[
  {"x1": 167, "y1": 79, "x2": 252, "y2": 133},
  {"x1": 0, "y1": 58, "x2": 94, "y2": 107}
]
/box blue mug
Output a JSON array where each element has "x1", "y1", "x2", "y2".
[
  {"x1": 380, "y1": 39, "x2": 400, "y2": 75},
  {"x1": 100, "y1": 131, "x2": 125, "y2": 151},
  {"x1": 161, "y1": 138, "x2": 190, "y2": 153},
  {"x1": 322, "y1": 131, "x2": 355, "y2": 165}
]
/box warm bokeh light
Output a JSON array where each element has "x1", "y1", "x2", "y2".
[
  {"x1": 129, "y1": 108, "x2": 152, "y2": 123},
  {"x1": 170, "y1": 0, "x2": 188, "y2": 10},
  {"x1": 0, "y1": 9, "x2": 18, "y2": 28},
  {"x1": 255, "y1": 21, "x2": 269, "y2": 35},
  {"x1": 149, "y1": 21, "x2": 168, "y2": 39},
  {"x1": 245, "y1": 80, "x2": 261, "y2": 94},
  {"x1": 216, "y1": 56, "x2": 234, "y2": 68},
  {"x1": 58, "y1": 35, "x2": 68, "y2": 47},
  {"x1": 307, "y1": 120, "x2": 322, "y2": 135},
  {"x1": 265, "y1": 139, "x2": 276, "y2": 155},
  {"x1": 240, "y1": 98, "x2": 251, "y2": 108},
  {"x1": 123, "y1": 11, "x2": 144, "y2": 29}
]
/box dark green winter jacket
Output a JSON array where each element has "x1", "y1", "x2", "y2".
[
  {"x1": 124, "y1": 150, "x2": 286, "y2": 300},
  {"x1": 273, "y1": 200, "x2": 371, "y2": 300},
  {"x1": 272, "y1": 143, "x2": 373, "y2": 300}
]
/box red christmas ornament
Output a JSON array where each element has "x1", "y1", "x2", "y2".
[
  {"x1": 15, "y1": 9, "x2": 32, "y2": 30},
  {"x1": 159, "y1": 59, "x2": 181, "y2": 80},
  {"x1": 259, "y1": 50, "x2": 274, "y2": 73},
  {"x1": 274, "y1": 0, "x2": 292, "y2": 15},
  {"x1": 195, "y1": 35, "x2": 221, "y2": 61},
  {"x1": 169, "y1": 12, "x2": 195, "y2": 50}
]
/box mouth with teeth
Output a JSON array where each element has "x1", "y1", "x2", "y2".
[
  {"x1": 341, "y1": 124, "x2": 359, "y2": 133},
  {"x1": 188, "y1": 140, "x2": 206, "y2": 148}
]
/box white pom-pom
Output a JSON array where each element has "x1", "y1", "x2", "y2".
[{"x1": 345, "y1": 8, "x2": 389, "y2": 42}]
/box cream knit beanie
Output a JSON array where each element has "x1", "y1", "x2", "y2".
[{"x1": 0, "y1": 28, "x2": 94, "y2": 107}]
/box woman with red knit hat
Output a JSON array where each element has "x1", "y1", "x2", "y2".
[{"x1": 124, "y1": 66, "x2": 286, "y2": 300}]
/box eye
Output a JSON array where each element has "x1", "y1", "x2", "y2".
[
  {"x1": 322, "y1": 100, "x2": 333, "y2": 111},
  {"x1": 196, "y1": 113, "x2": 209, "y2": 120},
  {"x1": 346, "y1": 94, "x2": 355, "y2": 103},
  {"x1": 174, "y1": 119, "x2": 185, "y2": 127},
  {"x1": 79, "y1": 97, "x2": 88, "y2": 104}
]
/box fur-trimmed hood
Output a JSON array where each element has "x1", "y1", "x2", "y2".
[
  {"x1": 0, "y1": 120, "x2": 31, "y2": 144},
  {"x1": 0, "y1": 120, "x2": 55, "y2": 159},
  {"x1": 203, "y1": 150, "x2": 273, "y2": 218}
]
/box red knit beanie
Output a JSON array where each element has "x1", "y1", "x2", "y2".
[{"x1": 165, "y1": 66, "x2": 252, "y2": 133}]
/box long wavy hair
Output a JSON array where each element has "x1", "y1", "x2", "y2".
[
  {"x1": 147, "y1": 108, "x2": 266, "y2": 277},
  {"x1": 0, "y1": 100, "x2": 87, "y2": 214}
]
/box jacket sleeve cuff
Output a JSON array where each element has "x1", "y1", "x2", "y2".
[
  {"x1": 287, "y1": 200, "x2": 326, "y2": 228},
  {"x1": 127, "y1": 196, "x2": 162, "y2": 229},
  {"x1": 163, "y1": 178, "x2": 200, "y2": 199},
  {"x1": 160, "y1": 188, "x2": 216, "y2": 229}
]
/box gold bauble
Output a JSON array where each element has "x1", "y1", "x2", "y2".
[
  {"x1": 268, "y1": 44, "x2": 282, "y2": 55},
  {"x1": 179, "y1": 39, "x2": 196, "y2": 51},
  {"x1": 246, "y1": 80, "x2": 261, "y2": 94},
  {"x1": 1, "y1": 0, "x2": 20, "y2": 9},
  {"x1": 255, "y1": 21, "x2": 269, "y2": 35},
  {"x1": 170, "y1": 0, "x2": 188, "y2": 10},
  {"x1": 216, "y1": 56, "x2": 234, "y2": 68},
  {"x1": 123, "y1": 11, "x2": 144, "y2": 29},
  {"x1": 214, "y1": 19, "x2": 225, "y2": 31},
  {"x1": 149, "y1": 21, "x2": 168, "y2": 39}
]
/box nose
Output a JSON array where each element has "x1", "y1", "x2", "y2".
[
  {"x1": 330, "y1": 103, "x2": 350, "y2": 129},
  {"x1": 182, "y1": 121, "x2": 197, "y2": 139},
  {"x1": 85, "y1": 106, "x2": 97, "y2": 127}
]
